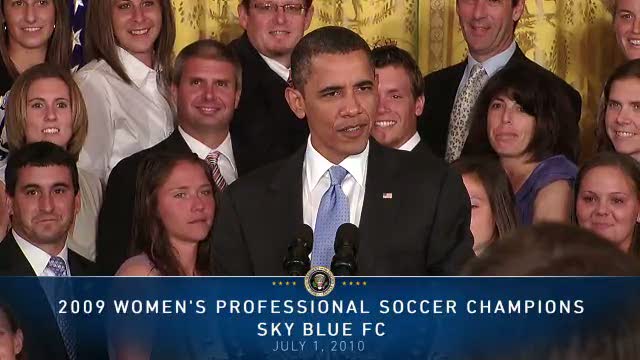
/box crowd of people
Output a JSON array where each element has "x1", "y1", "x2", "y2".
[{"x1": 0, "y1": 0, "x2": 639, "y2": 358}]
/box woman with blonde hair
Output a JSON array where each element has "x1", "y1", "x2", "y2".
[
  {"x1": 2, "y1": 63, "x2": 102, "y2": 261},
  {"x1": 76, "y1": 0, "x2": 176, "y2": 183},
  {"x1": 0, "y1": 0, "x2": 72, "y2": 159}
]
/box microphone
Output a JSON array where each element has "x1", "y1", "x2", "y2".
[
  {"x1": 331, "y1": 223, "x2": 359, "y2": 276},
  {"x1": 283, "y1": 224, "x2": 314, "y2": 276}
]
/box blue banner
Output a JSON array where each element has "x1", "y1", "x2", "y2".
[{"x1": 1, "y1": 276, "x2": 638, "y2": 359}]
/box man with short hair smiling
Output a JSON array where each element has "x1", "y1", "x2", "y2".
[
  {"x1": 0, "y1": 142, "x2": 91, "y2": 276},
  {"x1": 371, "y1": 45, "x2": 426, "y2": 152},
  {"x1": 229, "y1": 0, "x2": 314, "y2": 173},
  {"x1": 97, "y1": 39, "x2": 245, "y2": 275},
  {"x1": 212, "y1": 27, "x2": 473, "y2": 276},
  {"x1": 0, "y1": 142, "x2": 102, "y2": 360},
  {"x1": 419, "y1": 0, "x2": 581, "y2": 162}
]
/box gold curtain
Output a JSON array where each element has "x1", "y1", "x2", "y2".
[{"x1": 172, "y1": 0, "x2": 624, "y2": 157}]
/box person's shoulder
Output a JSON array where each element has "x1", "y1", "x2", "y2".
[
  {"x1": 538, "y1": 155, "x2": 578, "y2": 175},
  {"x1": 109, "y1": 140, "x2": 167, "y2": 179},
  {"x1": 372, "y1": 142, "x2": 453, "y2": 186},
  {"x1": 74, "y1": 59, "x2": 121, "y2": 87},
  {"x1": 424, "y1": 60, "x2": 466, "y2": 82},
  {"x1": 229, "y1": 156, "x2": 289, "y2": 191},
  {"x1": 512, "y1": 56, "x2": 578, "y2": 93},
  {"x1": 69, "y1": 249, "x2": 98, "y2": 275},
  {"x1": 115, "y1": 254, "x2": 157, "y2": 276}
]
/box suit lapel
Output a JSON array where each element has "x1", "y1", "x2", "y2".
[
  {"x1": 161, "y1": 130, "x2": 192, "y2": 153},
  {"x1": 358, "y1": 142, "x2": 399, "y2": 273},
  {"x1": 261, "y1": 147, "x2": 305, "y2": 273},
  {"x1": 0, "y1": 233, "x2": 37, "y2": 275},
  {"x1": 269, "y1": 147, "x2": 304, "y2": 226}
]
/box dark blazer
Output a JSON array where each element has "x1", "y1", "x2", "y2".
[
  {"x1": 96, "y1": 130, "x2": 247, "y2": 275},
  {"x1": 0, "y1": 233, "x2": 105, "y2": 360},
  {"x1": 228, "y1": 33, "x2": 309, "y2": 174},
  {"x1": 0, "y1": 232, "x2": 95, "y2": 276},
  {"x1": 211, "y1": 140, "x2": 474, "y2": 276},
  {"x1": 418, "y1": 45, "x2": 582, "y2": 158}
]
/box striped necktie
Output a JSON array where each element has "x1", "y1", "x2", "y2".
[{"x1": 206, "y1": 151, "x2": 228, "y2": 191}]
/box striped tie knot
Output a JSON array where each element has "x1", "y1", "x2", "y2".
[{"x1": 206, "y1": 150, "x2": 228, "y2": 191}]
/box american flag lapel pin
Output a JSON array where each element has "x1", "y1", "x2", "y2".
[{"x1": 382, "y1": 192, "x2": 393, "y2": 199}]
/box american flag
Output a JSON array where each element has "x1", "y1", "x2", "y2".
[{"x1": 70, "y1": 0, "x2": 87, "y2": 71}]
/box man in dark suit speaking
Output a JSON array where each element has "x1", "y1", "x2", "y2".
[
  {"x1": 419, "y1": 0, "x2": 581, "y2": 162},
  {"x1": 212, "y1": 26, "x2": 474, "y2": 276}
]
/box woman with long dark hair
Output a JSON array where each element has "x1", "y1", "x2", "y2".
[
  {"x1": 452, "y1": 156, "x2": 518, "y2": 254},
  {"x1": 116, "y1": 152, "x2": 215, "y2": 276}
]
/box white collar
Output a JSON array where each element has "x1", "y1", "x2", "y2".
[
  {"x1": 304, "y1": 136, "x2": 369, "y2": 191},
  {"x1": 178, "y1": 126, "x2": 236, "y2": 172},
  {"x1": 117, "y1": 46, "x2": 156, "y2": 88},
  {"x1": 258, "y1": 53, "x2": 290, "y2": 82},
  {"x1": 13, "y1": 230, "x2": 69, "y2": 276},
  {"x1": 397, "y1": 132, "x2": 421, "y2": 151},
  {"x1": 467, "y1": 41, "x2": 517, "y2": 77}
]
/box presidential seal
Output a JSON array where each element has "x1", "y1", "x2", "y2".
[{"x1": 305, "y1": 266, "x2": 335, "y2": 297}]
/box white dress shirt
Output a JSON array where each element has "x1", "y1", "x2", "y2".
[
  {"x1": 259, "y1": 53, "x2": 290, "y2": 81},
  {"x1": 302, "y1": 137, "x2": 369, "y2": 230},
  {"x1": 178, "y1": 126, "x2": 238, "y2": 184},
  {"x1": 13, "y1": 230, "x2": 69, "y2": 276},
  {"x1": 75, "y1": 47, "x2": 174, "y2": 184},
  {"x1": 456, "y1": 41, "x2": 517, "y2": 97},
  {"x1": 397, "y1": 132, "x2": 421, "y2": 152}
]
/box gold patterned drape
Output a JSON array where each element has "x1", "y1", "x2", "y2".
[{"x1": 172, "y1": 0, "x2": 624, "y2": 158}]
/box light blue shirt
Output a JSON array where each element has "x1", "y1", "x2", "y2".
[{"x1": 455, "y1": 41, "x2": 517, "y2": 98}]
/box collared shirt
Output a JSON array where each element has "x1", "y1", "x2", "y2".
[
  {"x1": 13, "y1": 230, "x2": 69, "y2": 276},
  {"x1": 178, "y1": 126, "x2": 238, "y2": 184},
  {"x1": 397, "y1": 132, "x2": 421, "y2": 152},
  {"x1": 76, "y1": 47, "x2": 174, "y2": 184},
  {"x1": 302, "y1": 137, "x2": 369, "y2": 230},
  {"x1": 259, "y1": 53, "x2": 291, "y2": 82},
  {"x1": 456, "y1": 41, "x2": 517, "y2": 97}
]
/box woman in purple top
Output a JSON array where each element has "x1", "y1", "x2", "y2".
[{"x1": 464, "y1": 63, "x2": 580, "y2": 225}]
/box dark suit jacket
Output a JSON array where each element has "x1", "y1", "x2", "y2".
[
  {"x1": 228, "y1": 33, "x2": 309, "y2": 174},
  {"x1": 96, "y1": 130, "x2": 247, "y2": 275},
  {"x1": 418, "y1": 45, "x2": 582, "y2": 158},
  {"x1": 0, "y1": 232, "x2": 95, "y2": 276},
  {"x1": 211, "y1": 140, "x2": 474, "y2": 276},
  {"x1": 0, "y1": 233, "x2": 105, "y2": 360}
]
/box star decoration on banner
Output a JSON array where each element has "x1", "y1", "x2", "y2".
[
  {"x1": 74, "y1": 0, "x2": 84, "y2": 14},
  {"x1": 72, "y1": 29, "x2": 82, "y2": 51}
]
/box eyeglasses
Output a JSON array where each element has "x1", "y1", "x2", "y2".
[{"x1": 251, "y1": 3, "x2": 306, "y2": 16}]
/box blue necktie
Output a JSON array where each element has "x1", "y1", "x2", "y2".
[
  {"x1": 46, "y1": 256, "x2": 67, "y2": 276},
  {"x1": 312, "y1": 166, "x2": 350, "y2": 267},
  {"x1": 46, "y1": 257, "x2": 77, "y2": 360}
]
